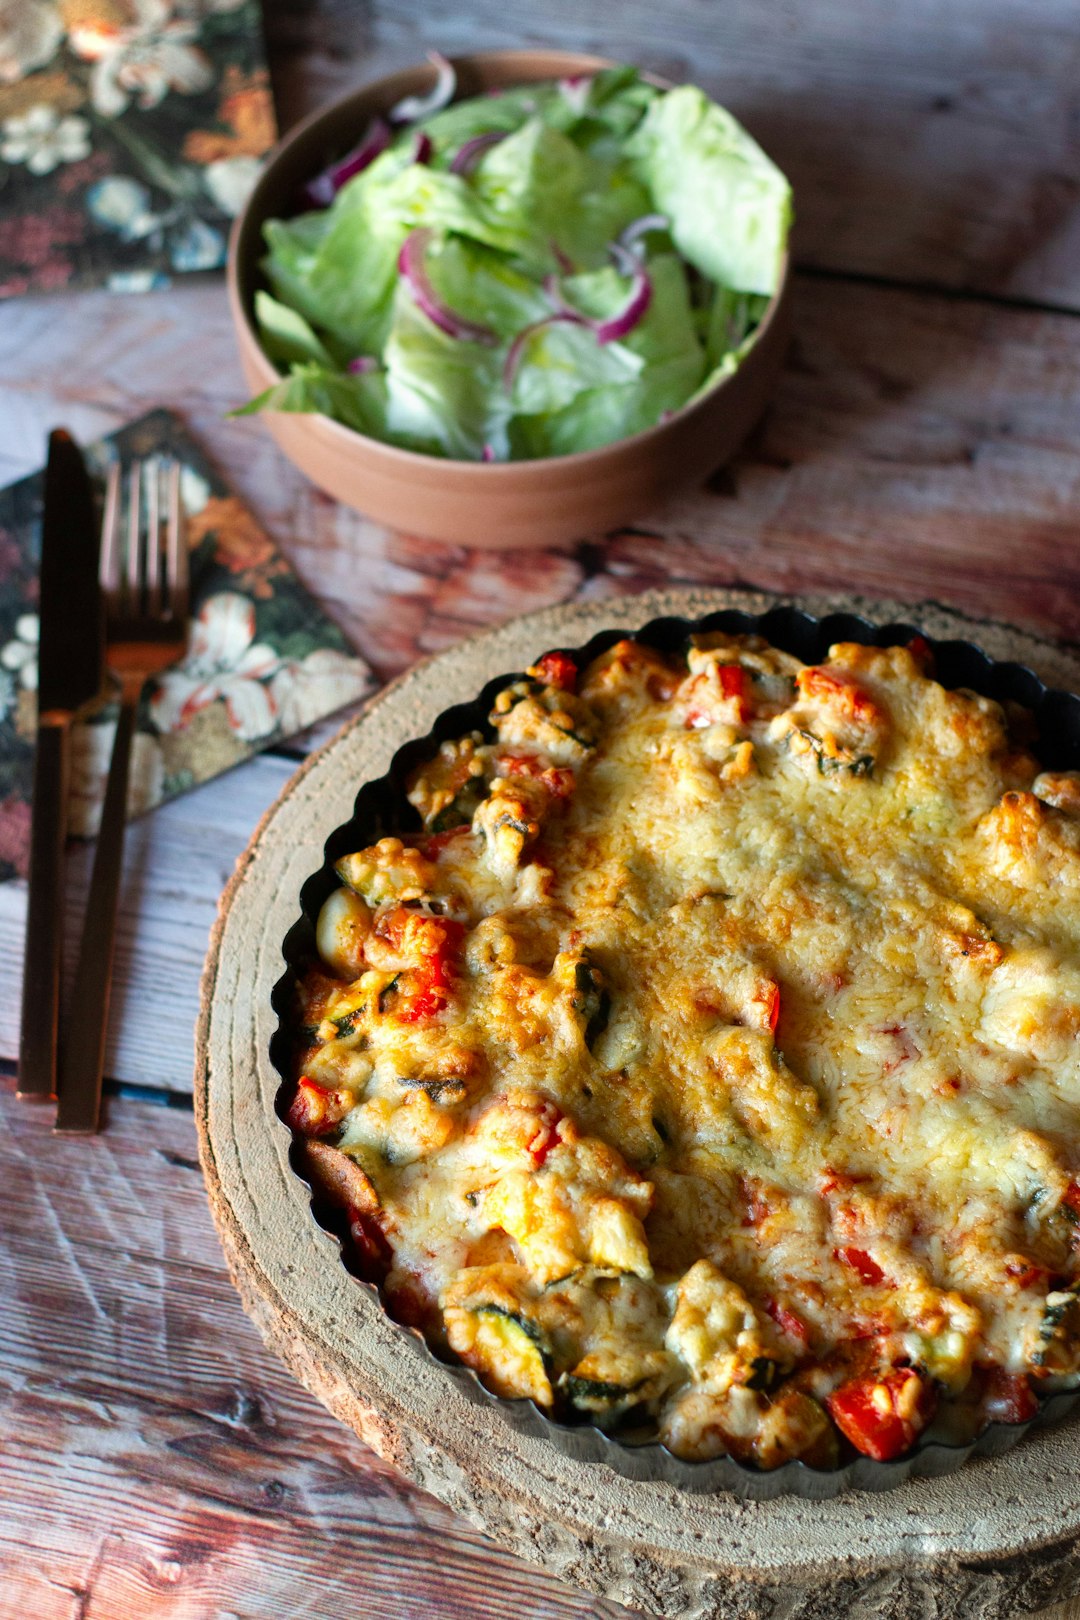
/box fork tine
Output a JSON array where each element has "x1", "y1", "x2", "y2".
[
  {"x1": 126, "y1": 461, "x2": 142, "y2": 609},
  {"x1": 100, "y1": 461, "x2": 122, "y2": 605},
  {"x1": 146, "y1": 455, "x2": 162, "y2": 617},
  {"x1": 165, "y1": 458, "x2": 187, "y2": 623}
]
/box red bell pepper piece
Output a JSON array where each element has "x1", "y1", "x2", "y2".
[
  {"x1": 532, "y1": 651, "x2": 578, "y2": 691},
  {"x1": 500, "y1": 753, "x2": 575, "y2": 799},
  {"x1": 765, "y1": 1296, "x2": 811, "y2": 1350},
  {"x1": 827, "y1": 1367, "x2": 934, "y2": 1461},
  {"x1": 286, "y1": 1077, "x2": 346, "y2": 1136},
  {"x1": 797, "y1": 665, "x2": 879, "y2": 725},
  {"x1": 835, "y1": 1246, "x2": 887, "y2": 1286}
]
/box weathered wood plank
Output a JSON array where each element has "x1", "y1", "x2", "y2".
[
  {"x1": 0, "y1": 753, "x2": 296, "y2": 1090},
  {"x1": 272, "y1": 277, "x2": 1080, "y2": 662},
  {"x1": 4, "y1": 273, "x2": 1079, "y2": 673},
  {"x1": 0, "y1": 1086, "x2": 633, "y2": 1620},
  {"x1": 262, "y1": 0, "x2": 1080, "y2": 310}
]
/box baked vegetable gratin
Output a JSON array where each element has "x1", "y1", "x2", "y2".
[{"x1": 281, "y1": 628, "x2": 1080, "y2": 1471}]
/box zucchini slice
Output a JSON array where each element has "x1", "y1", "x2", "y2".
[
  {"x1": 1034, "y1": 1281, "x2": 1080, "y2": 1373},
  {"x1": 445, "y1": 1304, "x2": 553, "y2": 1405},
  {"x1": 571, "y1": 955, "x2": 611, "y2": 1050}
]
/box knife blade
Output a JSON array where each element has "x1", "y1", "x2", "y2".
[{"x1": 17, "y1": 429, "x2": 103, "y2": 1101}]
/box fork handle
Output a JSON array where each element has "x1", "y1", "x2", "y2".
[
  {"x1": 17, "y1": 717, "x2": 71, "y2": 1100},
  {"x1": 55, "y1": 693, "x2": 136, "y2": 1134}
]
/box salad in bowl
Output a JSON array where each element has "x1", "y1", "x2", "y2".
[{"x1": 239, "y1": 56, "x2": 792, "y2": 465}]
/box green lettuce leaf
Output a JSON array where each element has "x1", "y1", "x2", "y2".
[
  {"x1": 625, "y1": 85, "x2": 792, "y2": 294},
  {"x1": 254, "y1": 290, "x2": 340, "y2": 368},
  {"x1": 381, "y1": 235, "x2": 550, "y2": 459},
  {"x1": 508, "y1": 252, "x2": 705, "y2": 457},
  {"x1": 247, "y1": 65, "x2": 790, "y2": 458},
  {"x1": 231, "y1": 361, "x2": 395, "y2": 440}
]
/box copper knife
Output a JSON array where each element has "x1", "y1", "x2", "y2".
[{"x1": 16, "y1": 430, "x2": 103, "y2": 1102}]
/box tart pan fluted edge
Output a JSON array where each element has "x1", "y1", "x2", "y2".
[{"x1": 270, "y1": 599, "x2": 1080, "y2": 1503}]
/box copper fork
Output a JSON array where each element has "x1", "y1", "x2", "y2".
[{"x1": 55, "y1": 457, "x2": 189, "y2": 1133}]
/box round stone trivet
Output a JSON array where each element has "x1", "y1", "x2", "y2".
[{"x1": 195, "y1": 588, "x2": 1080, "y2": 1620}]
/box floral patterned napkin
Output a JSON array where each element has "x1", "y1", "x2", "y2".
[
  {"x1": 0, "y1": 408, "x2": 376, "y2": 883},
  {"x1": 0, "y1": 0, "x2": 275, "y2": 296}
]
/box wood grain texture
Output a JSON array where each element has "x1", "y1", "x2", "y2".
[
  {"x1": 198, "y1": 587, "x2": 1080, "y2": 1620},
  {"x1": 261, "y1": 0, "x2": 1080, "y2": 309},
  {"x1": 0, "y1": 754, "x2": 296, "y2": 1090},
  {"x1": 3, "y1": 6, "x2": 1080, "y2": 1610},
  {"x1": 4, "y1": 273, "x2": 1080, "y2": 662},
  {"x1": 0, "y1": 1083, "x2": 637, "y2": 1620}
]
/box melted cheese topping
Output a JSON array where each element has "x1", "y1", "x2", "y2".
[{"x1": 286, "y1": 634, "x2": 1080, "y2": 1468}]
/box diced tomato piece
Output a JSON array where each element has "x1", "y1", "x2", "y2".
[
  {"x1": 286, "y1": 1077, "x2": 347, "y2": 1136},
  {"x1": 835, "y1": 1246, "x2": 887, "y2": 1286},
  {"x1": 906, "y1": 634, "x2": 935, "y2": 674},
  {"x1": 532, "y1": 651, "x2": 578, "y2": 691},
  {"x1": 826, "y1": 1367, "x2": 934, "y2": 1461},
  {"x1": 765, "y1": 1296, "x2": 811, "y2": 1349},
  {"x1": 716, "y1": 663, "x2": 747, "y2": 701},
  {"x1": 526, "y1": 1100, "x2": 562, "y2": 1167},
  {"x1": 980, "y1": 1366, "x2": 1038, "y2": 1424},
  {"x1": 1005, "y1": 1256, "x2": 1051, "y2": 1291},
  {"x1": 684, "y1": 663, "x2": 749, "y2": 728},
  {"x1": 797, "y1": 665, "x2": 879, "y2": 726},
  {"x1": 394, "y1": 974, "x2": 446, "y2": 1023},
  {"x1": 347, "y1": 1203, "x2": 393, "y2": 1277},
  {"x1": 379, "y1": 913, "x2": 464, "y2": 1023},
  {"x1": 499, "y1": 754, "x2": 576, "y2": 800},
  {"x1": 1061, "y1": 1181, "x2": 1080, "y2": 1228}
]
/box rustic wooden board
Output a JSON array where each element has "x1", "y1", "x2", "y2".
[
  {"x1": 0, "y1": 1084, "x2": 636, "y2": 1620},
  {"x1": 261, "y1": 0, "x2": 1080, "y2": 310},
  {"x1": 197, "y1": 586, "x2": 1080, "y2": 1620}
]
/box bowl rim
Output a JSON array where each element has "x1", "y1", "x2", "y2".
[{"x1": 226, "y1": 46, "x2": 793, "y2": 475}]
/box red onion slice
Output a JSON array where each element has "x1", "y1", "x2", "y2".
[
  {"x1": 389, "y1": 51, "x2": 456, "y2": 124},
  {"x1": 304, "y1": 117, "x2": 391, "y2": 207},
  {"x1": 542, "y1": 244, "x2": 653, "y2": 347},
  {"x1": 618, "y1": 213, "x2": 669, "y2": 253},
  {"x1": 558, "y1": 74, "x2": 593, "y2": 117},
  {"x1": 542, "y1": 270, "x2": 579, "y2": 317},
  {"x1": 503, "y1": 311, "x2": 587, "y2": 391},
  {"x1": 398, "y1": 227, "x2": 498, "y2": 345},
  {"x1": 449, "y1": 131, "x2": 505, "y2": 175},
  {"x1": 481, "y1": 443, "x2": 496, "y2": 462},
  {"x1": 348, "y1": 355, "x2": 378, "y2": 374},
  {"x1": 410, "y1": 130, "x2": 433, "y2": 165},
  {"x1": 593, "y1": 248, "x2": 652, "y2": 343}
]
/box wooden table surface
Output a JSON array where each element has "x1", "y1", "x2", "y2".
[{"x1": 2, "y1": 1, "x2": 1080, "y2": 1615}]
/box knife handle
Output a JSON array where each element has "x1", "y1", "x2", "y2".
[
  {"x1": 17, "y1": 716, "x2": 70, "y2": 1101},
  {"x1": 55, "y1": 697, "x2": 135, "y2": 1134}
]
